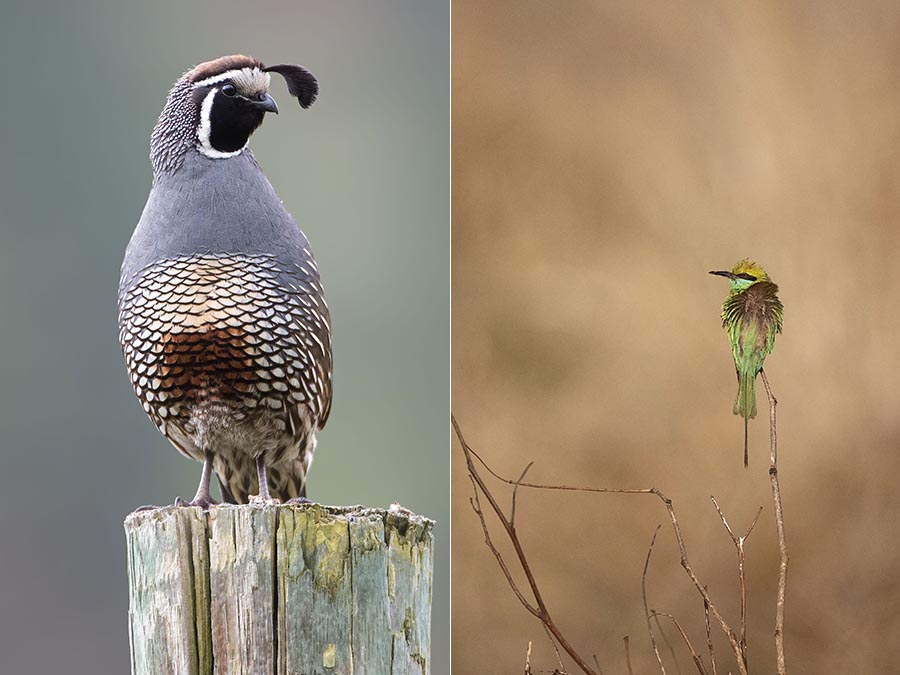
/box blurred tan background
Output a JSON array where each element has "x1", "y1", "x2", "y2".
[{"x1": 453, "y1": 1, "x2": 900, "y2": 672}]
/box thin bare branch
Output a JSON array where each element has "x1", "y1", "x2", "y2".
[
  {"x1": 591, "y1": 654, "x2": 604, "y2": 675},
  {"x1": 651, "y1": 612, "x2": 708, "y2": 675},
  {"x1": 658, "y1": 496, "x2": 747, "y2": 673},
  {"x1": 462, "y1": 432, "x2": 656, "y2": 495},
  {"x1": 710, "y1": 496, "x2": 763, "y2": 667},
  {"x1": 642, "y1": 526, "x2": 667, "y2": 674},
  {"x1": 761, "y1": 369, "x2": 788, "y2": 675},
  {"x1": 456, "y1": 419, "x2": 550, "y2": 613},
  {"x1": 743, "y1": 507, "x2": 763, "y2": 540},
  {"x1": 468, "y1": 476, "x2": 540, "y2": 617},
  {"x1": 704, "y1": 589, "x2": 717, "y2": 675},
  {"x1": 542, "y1": 622, "x2": 567, "y2": 674},
  {"x1": 654, "y1": 613, "x2": 681, "y2": 675},
  {"x1": 453, "y1": 416, "x2": 599, "y2": 675},
  {"x1": 624, "y1": 636, "x2": 635, "y2": 675},
  {"x1": 525, "y1": 641, "x2": 533, "y2": 675},
  {"x1": 511, "y1": 461, "x2": 534, "y2": 527}
]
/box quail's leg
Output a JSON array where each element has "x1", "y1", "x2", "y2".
[
  {"x1": 174, "y1": 452, "x2": 219, "y2": 510},
  {"x1": 250, "y1": 456, "x2": 279, "y2": 504}
]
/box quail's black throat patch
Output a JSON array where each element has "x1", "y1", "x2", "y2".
[{"x1": 206, "y1": 89, "x2": 267, "y2": 153}]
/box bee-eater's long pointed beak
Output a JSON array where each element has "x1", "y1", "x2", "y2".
[{"x1": 709, "y1": 270, "x2": 735, "y2": 279}]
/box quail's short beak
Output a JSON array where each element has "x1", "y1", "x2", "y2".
[
  {"x1": 253, "y1": 93, "x2": 279, "y2": 114},
  {"x1": 709, "y1": 270, "x2": 735, "y2": 280}
]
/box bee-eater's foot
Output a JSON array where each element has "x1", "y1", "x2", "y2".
[
  {"x1": 173, "y1": 494, "x2": 219, "y2": 510},
  {"x1": 285, "y1": 496, "x2": 313, "y2": 505}
]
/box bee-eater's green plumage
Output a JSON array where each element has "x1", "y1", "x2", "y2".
[{"x1": 709, "y1": 259, "x2": 783, "y2": 467}]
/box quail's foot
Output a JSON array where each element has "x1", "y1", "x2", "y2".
[
  {"x1": 250, "y1": 457, "x2": 282, "y2": 505},
  {"x1": 174, "y1": 495, "x2": 219, "y2": 510},
  {"x1": 172, "y1": 454, "x2": 218, "y2": 509},
  {"x1": 285, "y1": 496, "x2": 313, "y2": 505}
]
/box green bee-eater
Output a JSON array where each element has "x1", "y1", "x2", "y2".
[{"x1": 709, "y1": 259, "x2": 783, "y2": 467}]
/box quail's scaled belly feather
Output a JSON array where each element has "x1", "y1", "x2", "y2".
[{"x1": 117, "y1": 55, "x2": 332, "y2": 507}]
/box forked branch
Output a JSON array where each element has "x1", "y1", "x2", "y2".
[
  {"x1": 455, "y1": 416, "x2": 599, "y2": 675},
  {"x1": 711, "y1": 496, "x2": 762, "y2": 668},
  {"x1": 651, "y1": 611, "x2": 708, "y2": 675}
]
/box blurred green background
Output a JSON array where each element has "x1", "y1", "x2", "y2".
[
  {"x1": 453, "y1": 1, "x2": 900, "y2": 673},
  {"x1": 0, "y1": 1, "x2": 448, "y2": 673}
]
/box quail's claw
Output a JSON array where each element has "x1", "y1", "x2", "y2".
[
  {"x1": 174, "y1": 495, "x2": 219, "y2": 510},
  {"x1": 134, "y1": 504, "x2": 162, "y2": 512},
  {"x1": 285, "y1": 496, "x2": 313, "y2": 505},
  {"x1": 173, "y1": 452, "x2": 219, "y2": 509}
]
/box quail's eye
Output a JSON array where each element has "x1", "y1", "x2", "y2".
[{"x1": 221, "y1": 84, "x2": 237, "y2": 97}]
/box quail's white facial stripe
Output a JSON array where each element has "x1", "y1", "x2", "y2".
[
  {"x1": 192, "y1": 67, "x2": 271, "y2": 93},
  {"x1": 196, "y1": 88, "x2": 244, "y2": 159}
]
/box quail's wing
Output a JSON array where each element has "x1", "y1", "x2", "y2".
[{"x1": 274, "y1": 258, "x2": 333, "y2": 429}]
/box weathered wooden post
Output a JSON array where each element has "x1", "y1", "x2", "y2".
[{"x1": 125, "y1": 504, "x2": 434, "y2": 675}]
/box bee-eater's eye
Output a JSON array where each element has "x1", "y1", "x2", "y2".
[{"x1": 736, "y1": 273, "x2": 757, "y2": 281}]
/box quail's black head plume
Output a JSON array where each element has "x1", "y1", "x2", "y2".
[
  {"x1": 118, "y1": 55, "x2": 332, "y2": 507},
  {"x1": 262, "y1": 64, "x2": 318, "y2": 108}
]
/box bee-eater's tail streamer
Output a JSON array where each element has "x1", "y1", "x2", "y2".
[
  {"x1": 744, "y1": 416, "x2": 749, "y2": 468},
  {"x1": 735, "y1": 370, "x2": 758, "y2": 468}
]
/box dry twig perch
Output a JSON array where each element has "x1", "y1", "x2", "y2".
[
  {"x1": 642, "y1": 526, "x2": 667, "y2": 674},
  {"x1": 761, "y1": 369, "x2": 788, "y2": 674}
]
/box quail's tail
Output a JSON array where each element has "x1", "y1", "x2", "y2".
[
  {"x1": 217, "y1": 476, "x2": 239, "y2": 504},
  {"x1": 215, "y1": 454, "x2": 309, "y2": 504},
  {"x1": 734, "y1": 370, "x2": 758, "y2": 468}
]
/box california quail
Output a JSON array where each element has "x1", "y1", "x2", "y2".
[{"x1": 118, "y1": 55, "x2": 332, "y2": 507}]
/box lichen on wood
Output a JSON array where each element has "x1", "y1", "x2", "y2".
[{"x1": 125, "y1": 503, "x2": 434, "y2": 675}]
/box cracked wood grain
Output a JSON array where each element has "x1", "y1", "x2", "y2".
[{"x1": 125, "y1": 504, "x2": 433, "y2": 675}]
